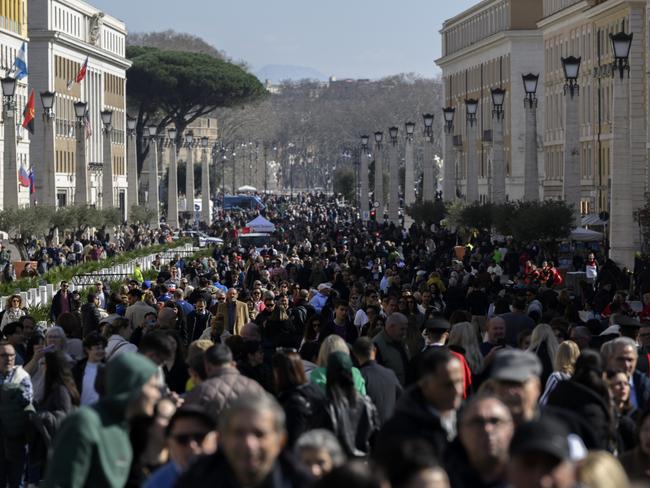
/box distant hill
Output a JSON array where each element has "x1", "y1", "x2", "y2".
[{"x1": 255, "y1": 65, "x2": 328, "y2": 83}]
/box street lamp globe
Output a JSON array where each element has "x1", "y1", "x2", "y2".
[
  {"x1": 522, "y1": 73, "x2": 540, "y2": 96},
  {"x1": 1, "y1": 76, "x2": 16, "y2": 98},
  {"x1": 201, "y1": 136, "x2": 209, "y2": 148},
  {"x1": 610, "y1": 31, "x2": 633, "y2": 61},
  {"x1": 465, "y1": 99, "x2": 479, "y2": 116},
  {"x1": 40, "y1": 91, "x2": 56, "y2": 110},
  {"x1": 442, "y1": 107, "x2": 455, "y2": 124},
  {"x1": 388, "y1": 126, "x2": 399, "y2": 145},
  {"x1": 73, "y1": 101, "x2": 88, "y2": 119},
  {"x1": 405, "y1": 121, "x2": 415, "y2": 137},
  {"x1": 360, "y1": 135, "x2": 369, "y2": 147},
  {"x1": 561, "y1": 56, "x2": 581, "y2": 82},
  {"x1": 491, "y1": 88, "x2": 506, "y2": 108},
  {"x1": 146, "y1": 125, "x2": 157, "y2": 138},
  {"x1": 100, "y1": 109, "x2": 113, "y2": 127},
  {"x1": 168, "y1": 127, "x2": 177, "y2": 141},
  {"x1": 126, "y1": 115, "x2": 137, "y2": 132},
  {"x1": 374, "y1": 131, "x2": 383, "y2": 144},
  {"x1": 423, "y1": 113, "x2": 434, "y2": 128},
  {"x1": 185, "y1": 131, "x2": 194, "y2": 145}
]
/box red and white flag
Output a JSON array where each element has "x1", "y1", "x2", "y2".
[{"x1": 67, "y1": 56, "x2": 89, "y2": 90}]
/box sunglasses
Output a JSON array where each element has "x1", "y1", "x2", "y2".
[{"x1": 171, "y1": 432, "x2": 209, "y2": 446}]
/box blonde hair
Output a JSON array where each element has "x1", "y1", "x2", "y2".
[
  {"x1": 187, "y1": 339, "x2": 214, "y2": 361},
  {"x1": 317, "y1": 335, "x2": 349, "y2": 367},
  {"x1": 448, "y1": 321, "x2": 483, "y2": 374},
  {"x1": 553, "y1": 340, "x2": 580, "y2": 374},
  {"x1": 528, "y1": 324, "x2": 559, "y2": 367},
  {"x1": 577, "y1": 451, "x2": 629, "y2": 488}
]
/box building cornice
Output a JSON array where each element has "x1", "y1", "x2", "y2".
[
  {"x1": 538, "y1": 1, "x2": 588, "y2": 29},
  {"x1": 435, "y1": 29, "x2": 541, "y2": 68},
  {"x1": 441, "y1": 0, "x2": 504, "y2": 32},
  {"x1": 585, "y1": 0, "x2": 646, "y2": 19},
  {"x1": 28, "y1": 30, "x2": 132, "y2": 69},
  {"x1": 0, "y1": 28, "x2": 28, "y2": 43},
  {"x1": 54, "y1": 0, "x2": 127, "y2": 34}
]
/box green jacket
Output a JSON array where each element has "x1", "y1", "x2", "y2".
[
  {"x1": 310, "y1": 366, "x2": 367, "y2": 395},
  {"x1": 42, "y1": 353, "x2": 158, "y2": 488}
]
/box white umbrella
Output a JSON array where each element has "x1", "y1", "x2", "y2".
[
  {"x1": 569, "y1": 227, "x2": 603, "y2": 242},
  {"x1": 237, "y1": 185, "x2": 257, "y2": 193}
]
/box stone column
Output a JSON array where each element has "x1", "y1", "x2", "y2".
[
  {"x1": 466, "y1": 121, "x2": 479, "y2": 203},
  {"x1": 524, "y1": 98, "x2": 539, "y2": 201},
  {"x1": 147, "y1": 136, "x2": 160, "y2": 223},
  {"x1": 422, "y1": 140, "x2": 435, "y2": 203},
  {"x1": 443, "y1": 130, "x2": 455, "y2": 201},
  {"x1": 563, "y1": 88, "x2": 580, "y2": 228},
  {"x1": 404, "y1": 136, "x2": 415, "y2": 207},
  {"x1": 74, "y1": 119, "x2": 88, "y2": 205},
  {"x1": 167, "y1": 143, "x2": 179, "y2": 229},
  {"x1": 360, "y1": 147, "x2": 369, "y2": 220},
  {"x1": 201, "y1": 146, "x2": 210, "y2": 225},
  {"x1": 374, "y1": 142, "x2": 384, "y2": 223},
  {"x1": 388, "y1": 140, "x2": 400, "y2": 224},
  {"x1": 185, "y1": 144, "x2": 195, "y2": 212},
  {"x1": 609, "y1": 72, "x2": 634, "y2": 269},
  {"x1": 126, "y1": 131, "x2": 138, "y2": 211},
  {"x1": 2, "y1": 101, "x2": 18, "y2": 209},
  {"x1": 102, "y1": 128, "x2": 114, "y2": 208},
  {"x1": 491, "y1": 112, "x2": 506, "y2": 204},
  {"x1": 35, "y1": 111, "x2": 56, "y2": 207}
]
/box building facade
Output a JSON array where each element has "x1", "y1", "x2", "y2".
[
  {"x1": 436, "y1": 0, "x2": 545, "y2": 202},
  {"x1": 0, "y1": 0, "x2": 30, "y2": 208},
  {"x1": 28, "y1": 0, "x2": 130, "y2": 214}
]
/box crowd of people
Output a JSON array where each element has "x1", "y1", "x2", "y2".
[{"x1": 1, "y1": 193, "x2": 650, "y2": 487}]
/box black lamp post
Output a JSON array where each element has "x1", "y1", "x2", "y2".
[{"x1": 561, "y1": 56, "x2": 581, "y2": 98}]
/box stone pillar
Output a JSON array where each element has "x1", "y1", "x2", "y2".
[
  {"x1": 185, "y1": 144, "x2": 194, "y2": 212},
  {"x1": 609, "y1": 72, "x2": 634, "y2": 269},
  {"x1": 102, "y1": 128, "x2": 114, "y2": 208},
  {"x1": 360, "y1": 147, "x2": 369, "y2": 220},
  {"x1": 374, "y1": 142, "x2": 384, "y2": 223},
  {"x1": 74, "y1": 119, "x2": 88, "y2": 205},
  {"x1": 167, "y1": 143, "x2": 179, "y2": 229},
  {"x1": 466, "y1": 122, "x2": 479, "y2": 203},
  {"x1": 492, "y1": 113, "x2": 506, "y2": 204},
  {"x1": 404, "y1": 136, "x2": 415, "y2": 207},
  {"x1": 388, "y1": 141, "x2": 400, "y2": 224},
  {"x1": 201, "y1": 147, "x2": 210, "y2": 225},
  {"x1": 423, "y1": 139, "x2": 435, "y2": 203},
  {"x1": 563, "y1": 89, "x2": 580, "y2": 228},
  {"x1": 147, "y1": 137, "x2": 160, "y2": 224},
  {"x1": 126, "y1": 131, "x2": 138, "y2": 211},
  {"x1": 35, "y1": 111, "x2": 56, "y2": 207},
  {"x1": 443, "y1": 130, "x2": 455, "y2": 201},
  {"x1": 524, "y1": 98, "x2": 539, "y2": 201},
  {"x1": 2, "y1": 101, "x2": 18, "y2": 209}
]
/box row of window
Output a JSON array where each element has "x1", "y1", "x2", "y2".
[
  {"x1": 52, "y1": 4, "x2": 81, "y2": 38},
  {"x1": 544, "y1": 142, "x2": 605, "y2": 181},
  {"x1": 102, "y1": 27, "x2": 125, "y2": 57},
  {"x1": 55, "y1": 149, "x2": 125, "y2": 176},
  {"x1": 443, "y1": 0, "x2": 510, "y2": 56},
  {"x1": 0, "y1": 0, "x2": 25, "y2": 36}
]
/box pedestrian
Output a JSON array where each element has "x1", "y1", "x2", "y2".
[
  {"x1": 294, "y1": 430, "x2": 345, "y2": 480},
  {"x1": 373, "y1": 312, "x2": 410, "y2": 385},
  {"x1": 539, "y1": 340, "x2": 580, "y2": 405}
]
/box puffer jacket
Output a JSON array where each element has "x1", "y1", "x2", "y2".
[{"x1": 184, "y1": 366, "x2": 265, "y2": 417}]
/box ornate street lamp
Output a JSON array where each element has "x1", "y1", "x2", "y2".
[
  {"x1": 522, "y1": 74, "x2": 539, "y2": 106},
  {"x1": 185, "y1": 130, "x2": 194, "y2": 146},
  {"x1": 561, "y1": 56, "x2": 581, "y2": 98},
  {"x1": 74, "y1": 101, "x2": 88, "y2": 121},
  {"x1": 491, "y1": 88, "x2": 506, "y2": 119},
  {"x1": 100, "y1": 109, "x2": 113, "y2": 131},
  {"x1": 126, "y1": 115, "x2": 136, "y2": 135},
  {"x1": 405, "y1": 121, "x2": 415, "y2": 141},
  {"x1": 168, "y1": 127, "x2": 177, "y2": 144},
  {"x1": 201, "y1": 136, "x2": 209, "y2": 148},
  {"x1": 360, "y1": 134, "x2": 369, "y2": 150},
  {"x1": 465, "y1": 99, "x2": 478, "y2": 127},
  {"x1": 610, "y1": 31, "x2": 633, "y2": 80},
  {"x1": 388, "y1": 126, "x2": 398, "y2": 145},
  {"x1": 423, "y1": 114, "x2": 434, "y2": 138},
  {"x1": 442, "y1": 107, "x2": 455, "y2": 134},
  {"x1": 146, "y1": 125, "x2": 157, "y2": 138},
  {"x1": 40, "y1": 91, "x2": 56, "y2": 121},
  {"x1": 1, "y1": 76, "x2": 16, "y2": 104},
  {"x1": 374, "y1": 131, "x2": 383, "y2": 146}
]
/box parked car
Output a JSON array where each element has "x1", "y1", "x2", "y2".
[{"x1": 174, "y1": 230, "x2": 224, "y2": 248}]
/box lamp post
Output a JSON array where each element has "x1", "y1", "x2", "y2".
[
  {"x1": 374, "y1": 131, "x2": 384, "y2": 223},
  {"x1": 491, "y1": 88, "x2": 506, "y2": 203},
  {"x1": 442, "y1": 107, "x2": 455, "y2": 201},
  {"x1": 465, "y1": 98, "x2": 479, "y2": 203},
  {"x1": 145, "y1": 125, "x2": 160, "y2": 224},
  {"x1": 1, "y1": 76, "x2": 17, "y2": 209},
  {"x1": 360, "y1": 135, "x2": 370, "y2": 221},
  {"x1": 404, "y1": 121, "x2": 416, "y2": 207},
  {"x1": 185, "y1": 131, "x2": 195, "y2": 216},
  {"x1": 200, "y1": 136, "x2": 210, "y2": 226},
  {"x1": 522, "y1": 73, "x2": 540, "y2": 201},
  {"x1": 609, "y1": 30, "x2": 634, "y2": 269},
  {"x1": 561, "y1": 56, "x2": 581, "y2": 228},
  {"x1": 38, "y1": 91, "x2": 57, "y2": 207},
  {"x1": 167, "y1": 127, "x2": 179, "y2": 229},
  {"x1": 388, "y1": 126, "x2": 400, "y2": 225},
  {"x1": 100, "y1": 109, "x2": 114, "y2": 209},
  {"x1": 73, "y1": 100, "x2": 89, "y2": 205},
  {"x1": 126, "y1": 115, "x2": 138, "y2": 213},
  {"x1": 422, "y1": 113, "x2": 435, "y2": 203}
]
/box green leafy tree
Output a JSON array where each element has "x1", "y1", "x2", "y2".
[
  {"x1": 333, "y1": 169, "x2": 355, "y2": 202},
  {"x1": 129, "y1": 205, "x2": 158, "y2": 226},
  {"x1": 406, "y1": 200, "x2": 447, "y2": 227},
  {"x1": 126, "y1": 47, "x2": 266, "y2": 173},
  {"x1": 0, "y1": 207, "x2": 50, "y2": 260},
  {"x1": 507, "y1": 200, "x2": 574, "y2": 244},
  {"x1": 459, "y1": 202, "x2": 496, "y2": 231}
]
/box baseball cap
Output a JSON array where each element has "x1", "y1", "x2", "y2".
[
  {"x1": 510, "y1": 417, "x2": 570, "y2": 461},
  {"x1": 491, "y1": 349, "x2": 542, "y2": 383}
]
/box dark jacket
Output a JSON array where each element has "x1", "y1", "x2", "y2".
[
  {"x1": 176, "y1": 450, "x2": 312, "y2": 488},
  {"x1": 80, "y1": 302, "x2": 102, "y2": 337},
  {"x1": 633, "y1": 370, "x2": 650, "y2": 410},
  {"x1": 186, "y1": 310, "x2": 212, "y2": 344},
  {"x1": 50, "y1": 290, "x2": 73, "y2": 322},
  {"x1": 359, "y1": 360, "x2": 402, "y2": 425},
  {"x1": 324, "y1": 392, "x2": 379, "y2": 458},
  {"x1": 277, "y1": 382, "x2": 327, "y2": 447},
  {"x1": 546, "y1": 380, "x2": 612, "y2": 450},
  {"x1": 319, "y1": 319, "x2": 359, "y2": 345},
  {"x1": 444, "y1": 439, "x2": 508, "y2": 488},
  {"x1": 374, "y1": 385, "x2": 452, "y2": 462}
]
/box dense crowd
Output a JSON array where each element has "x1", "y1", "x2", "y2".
[{"x1": 1, "y1": 193, "x2": 650, "y2": 487}]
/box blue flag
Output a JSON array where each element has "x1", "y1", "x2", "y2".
[{"x1": 14, "y1": 42, "x2": 27, "y2": 80}]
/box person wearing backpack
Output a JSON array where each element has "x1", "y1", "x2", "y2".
[{"x1": 0, "y1": 341, "x2": 34, "y2": 488}]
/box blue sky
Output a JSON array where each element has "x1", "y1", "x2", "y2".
[{"x1": 90, "y1": 0, "x2": 477, "y2": 79}]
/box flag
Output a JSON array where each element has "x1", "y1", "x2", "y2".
[
  {"x1": 67, "y1": 56, "x2": 88, "y2": 90},
  {"x1": 21, "y1": 89, "x2": 35, "y2": 134},
  {"x1": 13, "y1": 42, "x2": 27, "y2": 80},
  {"x1": 83, "y1": 111, "x2": 92, "y2": 139},
  {"x1": 29, "y1": 169, "x2": 35, "y2": 195},
  {"x1": 18, "y1": 165, "x2": 29, "y2": 187}
]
